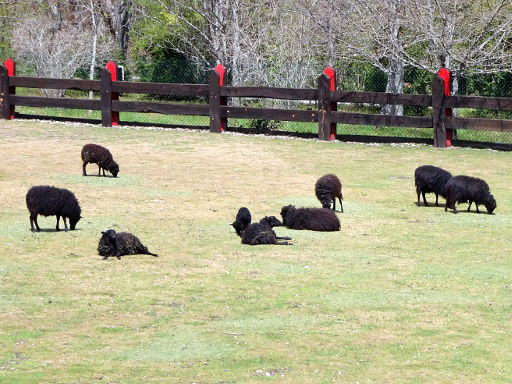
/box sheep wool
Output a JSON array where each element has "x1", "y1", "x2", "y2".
[
  {"x1": 81, "y1": 143, "x2": 119, "y2": 177},
  {"x1": 241, "y1": 216, "x2": 292, "y2": 245},
  {"x1": 315, "y1": 174, "x2": 344, "y2": 212},
  {"x1": 444, "y1": 175, "x2": 496, "y2": 214},
  {"x1": 26, "y1": 185, "x2": 81, "y2": 232},
  {"x1": 281, "y1": 205, "x2": 340, "y2": 232},
  {"x1": 232, "y1": 207, "x2": 251, "y2": 237},
  {"x1": 98, "y1": 229, "x2": 158, "y2": 259},
  {"x1": 414, "y1": 165, "x2": 452, "y2": 207}
]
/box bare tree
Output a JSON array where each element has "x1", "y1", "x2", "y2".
[
  {"x1": 327, "y1": 0, "x2": 408, "y2": 115},
  {"x1": 98, "y1": 0, "x2": 132, "y2": 58},
  {"x1": 11, "y1": 1, "x2": 115, "y2": 97},
  {"x1": 400, "y1": 0, "x2": 512, "y2": 95}
]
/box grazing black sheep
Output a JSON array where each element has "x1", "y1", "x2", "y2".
[
  {"x1": 414, "y1": 165, "x2": 452, "y2": 206},
  {"x1": 241, "y1": 216, "x2": 292, "y2": 245},
  {"x1": 26, "y1": 185, "x2": 81, "y2": 232},
  {"x1": 98, "y1": 229, "x2": 158, "y2": 259},
  {"x1": 81, "y1": 143, "x2": 119, "y2": 177},
  {"x1": 232, "y1": 207, "x2": 251, "y2": 237},
  {"x1": 444, "y1": 175, "x2": 496, "y2": 214},
  {"x1": 280, "y1": 205, "x2": 340, "y2": 232},
  {"x1": 315, "y1": 174, "x2": 344, "y2": 212}
]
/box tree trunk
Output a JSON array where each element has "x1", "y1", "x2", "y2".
[{"x1": 383, "y1": 58, "x2": 404, "y2": 116}]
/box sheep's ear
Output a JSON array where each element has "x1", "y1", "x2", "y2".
[{"x1": 101, "y1": 231, "x2": 106, "y2": 235}]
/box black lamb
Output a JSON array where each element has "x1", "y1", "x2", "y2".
[
  {"x1": 444, "y1": 175, "x2": 496, "y2": 214},
  {"x1": 231, "y1": 207, "x2": 252, "y2": 236},
  {"x1": 414, "y1": 165, "x2": 452, "y2": 206},
  {"x1": 81, "y1": 143, "x2": 119, "y2": 177},
  {"x1": 98, "y1": 229, "x2": 158, "y2": 259},
  {"x1": 315, "y1": 174, "x2": 344, "y2": 212},
  {"x1": 26, "y1": 185, "x2": 81, "y2": 232},
  {"x1": 280, "y1": 205, "x2": 340, "y2": 232},
  {"x1": 241, "y1": 216, "x2": 292, "y2": 245}
]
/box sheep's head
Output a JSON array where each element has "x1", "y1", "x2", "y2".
[
  {"x1": 110, "y1": 163, "x2": 119, "y2": 178},
  {"x1": 70, "y1": 214, "x2": 81, "y2": 230},
  {"x1": 280, "y1": 205, "x2": 295, "y2": 223},
  {"x1": 485, "y1": 195, "x2": 497, "y2": 214},
  {"x1": 101, "y1": 229, "x2": 117, "y2": 241},
  {"x1": 260, "y1": 216, "x2": 282, "y2": 227},
  {"x1": 318, "y1": 194, "x2": 332, "y2": 209}
]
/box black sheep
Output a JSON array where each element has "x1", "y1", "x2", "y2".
[
  {"x1": 444, "y1": 175, "x2": 497, "y2": 214},
  {"x1": 26, "y1": 185, "x2": 81, "y2": 232},
  {"x1": 81, "y1": 143, "x2": 119, "y2": 177},
  {"x1": 414, "y1": 165, "x2": 452, "y2": 206},
  {"x1": 280, "y1": 205, "x2": 340, "y2": 232},
  {"x1": 231, "y1": 207, "x2": 251, "y2": 237},
  {"x1": 241, "y1": 216, "x2": 292, "y2": 245},
  {"x1": 315, "y1": 174, "x2": 344, "y2": 212},
  {"x1": 98, "y1": 229, "x2": 158, "y2": 259}
]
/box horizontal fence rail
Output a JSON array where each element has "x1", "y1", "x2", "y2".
[{"x1": 2, "y1": 62, "x2": 512, "y2": 148}]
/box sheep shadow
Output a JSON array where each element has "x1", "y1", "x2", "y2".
[
  {"x1": 30, "y1": 228, "x2": 83, "y2": 233},
  {"x1": 82, "y1": 174, "x2": 118, "y2": 178}
]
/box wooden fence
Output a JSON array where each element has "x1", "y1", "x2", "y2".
[{"x1": 2, "y1": 60, "x2": 512, "y2": 148}]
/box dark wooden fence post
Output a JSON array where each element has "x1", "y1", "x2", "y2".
[
  {"x1": 0, "y1": 66, "x2": 9, "y2": 119},
  {"x1": 209, "y1": 64, "x2": 227, "y2": 133},
  {"x1": 106, "y1": 61, "x2": 119, "y2": 126},
  {"x1": 432, "y1": 75, "x2": 447, "y2": 148},
  {"x1": 4, "y1": 58, "x2": 15, "y2": 119},
  {"x1": 318, "y1": 73, "x2": 333, "y2": 141},
  {"x1": 101, "y1": 68, "x2": 113, "y2": 127}
]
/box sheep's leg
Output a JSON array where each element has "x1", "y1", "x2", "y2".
[
  {"x1": 55, "y1": 215, "x2": 61, "y2": 231},
  {"x1": 82, "y1": 161, "x2": 88, "y2": 176},
  {"x1": 475, "y1": 203, "x2": 480, "y2": 213},
  {"x1": 435, "y1": 194, "x2": 439, "y2": 206},
  {"x1": 97, "y1": 165, "x2": 101, "y2": 176},
  {"x1": 276, "y1": 236, "x2": 292, "y2": 240},
  {"x1": 445, "y1": 201, "x2": 457, "y2": 213},
  {"x1": 467, "y1": 201, "x2": 473, "y2": 212},
  {"x1": 62, "y1": 217, "x2": 69, "y2": 232},
  {"x1": 422, "y1": 192, "x2": 429, "y2": 206},
  {"x1": 338, "y1": 197, "x2": 344, "y2": 213},
  {"x1": 416, "y1": 192, "x2": 421, "y2": 206},
  {"x1": 30, "y1": 213, "x2": 40, "y2": 232}
]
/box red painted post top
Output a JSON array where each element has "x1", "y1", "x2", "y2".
[
  {"x1": 5, "y1": 58, "x2": 14, "y2": 76},
  {"x1": 323, "y1": 66, "x2": 336, "y2": 91},
  {"x1": 106, "y1": 60, "x2": 118, "y2": 126},
  {"x1": 106, "y1": 60, "x2": 117, "y2": 81},
  {"x1": 437, "y1": 67, "x2": 450, "y2": 96},
  {"x1": 214, "y1": 63, "x2": 225, "y2": 86},
  {"x1": 323, "y1": 66, "x2": 336, "y2": 140},
  {"x1": 437, "y1": 66, "x2": 452, "y2": 146}
]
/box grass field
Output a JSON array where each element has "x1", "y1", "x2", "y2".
[{"x1": 0, "y1": 119, "x2": 511, "y2": 383}]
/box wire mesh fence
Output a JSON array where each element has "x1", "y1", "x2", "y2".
[{"x1": 8, "y1": 57, "x2": 512, "y2": 145}]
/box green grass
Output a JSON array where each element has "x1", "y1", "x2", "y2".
[
  {"x1": 16, "y1": 103, "x2": 512, "y2": 144},
  {"x1": 0, "y1": 119, "x2": 511, "y2": 383}
]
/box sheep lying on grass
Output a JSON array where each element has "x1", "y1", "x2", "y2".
[
  {"x1": 81, "y1": 143, "x2": 119, "y2": 177},
  {"x1": 444, "y1": 175, "x2": 496, "y2": 214},
  {"x1": 280, "y1": 205, "x2": 340, "y2": 232},
  {"x1": 26, "y1": 185, "x2": 81, "y2": 232},
  {"x1": 241, "y1": 216, "x2": 292, "y2": 245},
  {"x1": 315, "y1": 174, "x2": 343, "y2": 212},
  {"x1": 231, "y1": 207, "x2": 251, "y2": 236},
  {"x1": 414, "y1": 165, "x2": 452, "y2": 207},
  {"x1": 98, "y1": 229, "x2": 158, "y2": 259}
]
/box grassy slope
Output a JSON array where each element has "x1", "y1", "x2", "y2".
[{"x1": 0, "y1": 120, "x2": 511, "y2": 383}]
